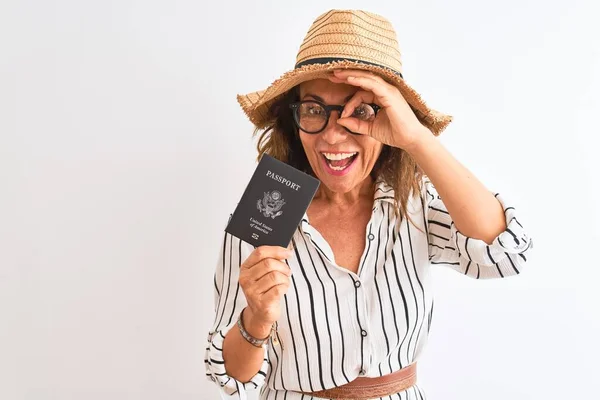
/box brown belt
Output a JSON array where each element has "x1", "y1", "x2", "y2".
[{"x1": 303, "y1": 363, "x2": 417, "y2": 400}]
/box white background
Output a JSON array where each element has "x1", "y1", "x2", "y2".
[{"x1": 1, "y1": 0, "x2": 599, "y2": 399}]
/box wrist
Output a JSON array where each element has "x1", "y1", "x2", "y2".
[
  {"x1": 242, "y1": 308, "x2": 273, "y2": 339},
  {"x1": 404, "y1": 127, "x2": 437, "y2": 156}
]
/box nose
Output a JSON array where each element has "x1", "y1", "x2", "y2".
[{"x1": 319, "y1": 110, "x2": 349, "y2": 145}]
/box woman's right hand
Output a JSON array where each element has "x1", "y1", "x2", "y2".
[{"x1": 239, "y1": 245, "x2": 293, "y2": 336}]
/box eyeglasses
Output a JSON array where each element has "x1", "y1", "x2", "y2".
[{"x1": 289, "y1": 100, "x2": 381, "y2": 134}]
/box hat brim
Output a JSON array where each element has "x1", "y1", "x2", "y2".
[{"x1": 237, "y1": 59, "x2": 452, "y2": 136}]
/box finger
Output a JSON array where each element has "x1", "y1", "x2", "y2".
[
  {"x1": 326, "y1": 78, "x2": 378, "y2": 120},
  {"x1": 342, "y1": 75, "x2": 389, "y2": 99},
  {"x1": 254, "y1": 270, "x2": 291, "y2": 294},
  {"x1": 262, "y1": 281, "x2": 290, "y2": 301},
  {"x1": 242, "y1": 246, "x2": 293, "y2": 270},
  {"x1": 331, "y1": 70, "x2": 381, "y2": 90},
  {"x1": 341, "y1": 90, "x2": 375, "y2": 118},
  {"x1": 327, "y1": 74, "x2": 348, "y2": 84},
  {"x1": 337, "y1": 116, "x2": 371, "y2": 136},
  {"x1": 333, "y1": 69, "x2": 387, "y2": 84},
  {"x1": 337, "y1": 90, "x2": 376, "y2": 135},
  {"x1": 250, "y1": 258, "x2": 292, "y2": 282},
  {"x1": 329, "y1": 72, "x2": 384, "y2": 96},
  {"x1": 334, "y1": 70, "x2": 406, "y2": 113}
]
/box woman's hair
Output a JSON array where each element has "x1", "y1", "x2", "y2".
[{"x1": 252, "y1": 85, "x2": 425, "y2": 221}]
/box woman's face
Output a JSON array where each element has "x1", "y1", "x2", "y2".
[{"x1": 297, "y1": 79, "x2": 384, "y2": 194}]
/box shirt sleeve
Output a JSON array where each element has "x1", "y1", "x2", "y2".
[
  {"x1": 422, "y1": 178, "x2": 533, "y2": 279},
  {"x1": 204, "y1": 228, "x2": 270, "y2": 399}
]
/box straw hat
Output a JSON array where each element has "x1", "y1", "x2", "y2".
[{"x1": 237, "y1": 9, "x2": 452, "y2": 136}]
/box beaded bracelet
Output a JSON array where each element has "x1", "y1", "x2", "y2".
[{"x1": 237, "y1": 308, "x2": 273, "y2": 348}]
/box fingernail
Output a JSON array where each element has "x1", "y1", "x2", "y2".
[{"x1": 347, "y1": 76, "x2": 355, "y2": 81}]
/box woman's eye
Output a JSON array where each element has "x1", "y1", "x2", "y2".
[
  {"x1": 307, "y1": 107, "x2": 323, "y2": 115},
  {"x1": 352, "y1": 107, "x2": 366, "y2": 117},
  {"x1": 352, "y1": 104, "x2": 375, "y2": 120}
]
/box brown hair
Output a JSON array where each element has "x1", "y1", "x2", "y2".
[{"x1": 252, "y1": 86, "x2": 424, "y2": 221}]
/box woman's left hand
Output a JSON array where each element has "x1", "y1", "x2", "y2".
[{"x1": 328, "y1": 69, "x2": 430, "y2": 150}]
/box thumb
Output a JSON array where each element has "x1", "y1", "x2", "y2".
[
  {"x1": 337, "y1": 117, "x2": 368, "y2": 135},
  {"x1": 336, "y1": 117, "x2": 356, "y2": 130}
]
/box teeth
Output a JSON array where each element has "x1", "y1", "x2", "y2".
[{"x1": 322, "y1": 152, "x2": 357, "y2": 160}]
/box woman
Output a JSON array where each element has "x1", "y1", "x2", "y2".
[{"x1": 205, "y1": 9, "x2": 532, "y2": 400}]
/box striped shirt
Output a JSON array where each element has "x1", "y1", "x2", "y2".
[{"x1": 205, "y1": 178, "x2": 533, "y2": 400}]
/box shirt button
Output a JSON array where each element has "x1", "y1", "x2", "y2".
[
  {"x1": 368, "y1": 233, "x2": 375, "y2": 241},
  {"x1": 354, "y1": 280, "x2": 361, "y2": 288},
  {"x1": 361, "y1": 330, "x2": 368, "y2": 337}
]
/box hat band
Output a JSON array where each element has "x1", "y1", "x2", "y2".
[{"x1": 294, "y1": 57, "x2": 403, "y2": 79}]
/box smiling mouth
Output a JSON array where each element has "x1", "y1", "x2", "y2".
[{"x1": 321, "y1": 152, "x2": 358, "y2": 171}]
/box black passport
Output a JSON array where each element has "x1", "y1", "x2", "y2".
[{"x1": 225, "y1": 154, "x2": 320, "y2": 248}]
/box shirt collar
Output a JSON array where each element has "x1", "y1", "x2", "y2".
[{"x1": 373, "y1": 180, "x2": 396, "y2": 205}]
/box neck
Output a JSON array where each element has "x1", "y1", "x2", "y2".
[{"x1": 314, "y1": 177, "x2": 376, "y2": 210}]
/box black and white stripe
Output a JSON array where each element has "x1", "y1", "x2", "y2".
[{"x1": 205, "y1": 179, "x2": 532, "y2": 399}]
